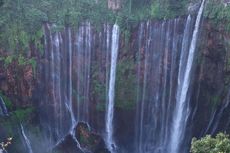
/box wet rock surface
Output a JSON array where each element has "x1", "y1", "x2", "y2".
[
  {"x1": 54, "y1": 134, "x2": 84, "y2": 153},
  {"x1": 0, "y1": 54, "x2": 35, "y2": 107},
  {"x1": 191, "y1": 20, "x2": 230, "y2": 137},
  {"x1": 55, "y1": 122, "x2": 110, "y2": 153}
]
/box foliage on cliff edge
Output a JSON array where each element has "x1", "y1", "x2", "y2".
[{"x1": 191, "y1": 133, "x2": 230, "y2": 153}]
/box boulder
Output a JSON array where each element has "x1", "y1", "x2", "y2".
[
  {"x1": 75, "y1": 122, "x2": 110, "y2": 153},
  {"x1": 54, "y1": 134, "x2": 84, "y2": 153},
  {"x1": 54, "y1": 122, "x2": 110, "y2": 153}
]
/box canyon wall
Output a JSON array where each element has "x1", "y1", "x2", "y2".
[{"x1": 0, "y1": 16, "x2": 230, "y2": 153}]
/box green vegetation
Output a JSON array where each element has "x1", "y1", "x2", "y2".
[
  {"x1": 0, "y1": 55, "x2": 16, "y2": 67},
  {"x1": 0, "y1": 107, "x2": 35, "y2": 123},
  {"x1": 210, "y1": 94, "x2": 221, "y2": 108},
  {"x1": 116, "y1": 0, "x2": 189, "y2": 34},
  {"x1": 204, "y1": 0, "x2": 230, "y2": 31},
  {"x1": 0, "y1": 54, "x2": 37, "y2": 73},
  {"x1": 0, "y1": 107, "x2": 35, "y2": 144},
  {"x1": 115, "y1": 59, "x2": 136, "y2": 110},
  {"x1": 18, "y1": 55, "x2": 37, "y2": 73},
  {"x1": 0, "y1": 107, "x2": 35, "y2": 153},
  {"x1": 96, "y1": 103, "x2": 106, "y2": 112},
  {"x1": 92, "y1": 78, "x2": 106, "y2": 112},
  {"x1": 191, "y1": 133, "x2": 230, "y2": 153},
  {"x1": 12, "y1": 107, "x2": 34, "y2": 122},
  {"x1": 0, "y1": 92, "x2": 13, "y2": 111},
  {"x1": 149, "y1": 0, "x2": 188, "y2": 19},
  {"x1": 0, "y1": 92, "x2": 35, "y2": 124},
  {"x1": 0, "y1": 0, "x2": 192, "y2": 53},
  {"x1": 91, "y1": 64, "x2": 107, "y2": 111},
  {"x1": 81, "y1": 135, "x2": 98, "y2": 149},
  {"x1": 0, "y1": 115, "x2": 39, "y2": 153},
  {"x1": 0, "y1": 0, "x2": 113, "y2": 53},
  {"x1": 1, "y1": 0, "x2": 230, "y2": 54}
]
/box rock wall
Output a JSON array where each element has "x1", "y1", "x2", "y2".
[
  {"x1": 0, "y1": 51, "x2": 35, "y2": 107},
  {"x1": 191, "y1": 20, "x2": 230, "y2": 137},
  {"x1": 0, "y1": 17, "x2": 230, "y2": 153}
]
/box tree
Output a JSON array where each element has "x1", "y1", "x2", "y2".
[{"x1": 191, "y1": 133, "x2": 230, "y2": 153}]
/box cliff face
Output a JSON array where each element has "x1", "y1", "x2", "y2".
[
  {"x1": 191, "y1": 20, "x2": 230, "y2": 137},
  {"x1": 0, "y1": 17, "x2": 230, "y2": 153},
  {"x1": 0, "y1": 52, "x2": 35, "y2": 107}
]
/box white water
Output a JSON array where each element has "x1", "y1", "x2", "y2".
[
  {"x1": 67, "y1": 28, "x2": 83, "y2": 150},
  {"x1": 105, "y1": 24, "x2": 111, "y2": 115},
  {"x1": 138, "y1": 22, "x2": 151, "y2": 153},
  {"x1": 53, "y1": 32, "x2": 62, "y2": 137},
  {"x1": 64, "y1": 28, "x2": 83, "y2": 150},
  {"x1": 205, "y1": 89, "x2": 230, "y2": 134},
  {"x1": 135, "y1": 22, "x2": 145, "y2": 153},
  {"x1": 106, "y1": 24, "x2": 119, "y2": 152},
  {"x1": 76, "y1": 22, "x2": 92, "y2": 122},
  {"x1": 169, "y1": 0, "x2": 205, "y2": 152},
  {"x1": 20, "y1": 124, "x2": 33, "y2": 153},
  {"x1": 67, "y1": 28, "x2": 76, "y2": 127},
  {"x1": 0, "y1": 96, "x2": 8, "y2": 116},
  {"x1": 76, "y1": 25, "x2": 83, "y2": 121},
  {"x1": 84, "y1": 22, "x2": 91, "y2": 123}
]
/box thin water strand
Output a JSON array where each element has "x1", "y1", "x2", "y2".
[
  {"x1": 0, "y1": 96, "x2": 8, "y2": 116},
  {"x1": 169, "y1": 1, "x2": 206, "y2": 152},
  {"x1": 106, "y1": 24, "x2": 120, "y2": 153},
  {"x1": 20, "y1": 124, "x2": 33, "y2": 153}
]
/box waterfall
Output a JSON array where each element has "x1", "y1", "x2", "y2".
[
  {"x1": 106, "y1": 24, "x2": 119, "y2": 152},
  {"x1": 43, "y1": 24, "x2": 66, "y2": 140},
  {"x1": 67, "y1": 27, "x2": 76, "y2": 128},
  {"x1": 84, "y1": 22, "x2": 91, "y2": 123},
  {"x1": 204, "y1": 88, "x2": 230, "y2": 135},
  {"x1": 53, "y1": 31, "x2": 62, "y2": 138},
  {"x1": 40, "y1": 5, "x2": 205, "y2": 151},
  {"x1": 0, "y1": 149, "x2": 7, "y2": 153},
  {"x1": 0, "y1": 96, "x2": 8, "y2": 116},
  {"x1": 169, "y1": 0, "x2": 206, "y2": 152},
  {"x1": 66, "y1": 28, "x2": 83, "y2": 150},
  {"x1": 76, "y1": 22, "x2": 92, "y2": 122},
  {"x1": 134, "y1": 1, "x2": 205, "y2": 152},
  {"x1": 20, "y1": 124, "x2": 33, "y2": 153},
  {"x1": 135, "y1": 22, "x2": 144, "y2": 153},
  {"x1": 135, "y1": 19, "x2": 181, "y2": 153},
  {"x1": 166, "y1": 15, "x2": 192, "y2": 153},
  {"x1": 42, "y1": 22, "x2": 118, "y2": 152}
]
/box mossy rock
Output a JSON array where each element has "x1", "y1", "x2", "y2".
[{"x1": 75, "y1": 122, "x2": 110, "y2": 153}]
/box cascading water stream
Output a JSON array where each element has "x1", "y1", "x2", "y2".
[
  {"x1": 0, "y1": 148, "x2": 7, "y2": 153},
  {"x1": 105, "y1": 23, "x2": 119, "y2": 153},
  {"x1": 66, "y1": 28, "x2": 82, "y2": 150},
  {"x1": 46, "y1": 26, "x2": 82, "y2": 151},
  {"x1": 20, "y1": 124, "x2": 33, "y2": 153},
  {"x1": 0, "y1": 96, "x2": 8, "y2": 116},
  {"x1": 84, "y1": 22, "x2": 91, "y2": 123},
  {"x1": 76, "y1": 22, "x2": 92, "y2": 122},
  {"x1": 135, "y1": 19, "x2": 185, "y2": 153},
  {"x1": 134, "y1": 22, "x2": 144, "y2": 153},
  {"x1": 53, "y1": 31, "x2": 62, "y2": 138},
  {"x1": 40, "y1": 6, "x2": 207, "y2": 152},
  {"x1": 204, "y1": 88, "x2": 230, "y2": 135},
  {"x1": 134, "y1": 1, "x2": 205, "y2": 152},
  {"x1": 169, "y1": 0, "x2": 206, "y2": 152},
  {"x1": 67, "y1": 28, "x2": 76, "y2": 128}
]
